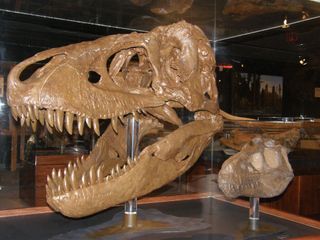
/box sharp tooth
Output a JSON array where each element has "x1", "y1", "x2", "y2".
[
  {"x1": 81, "y1": 155, "x2": 85, "y2": 165},
  {"x1": 51, "y1": 168, "x2": 57, "y2": 181},
  {"x1": 65, "y1": 112, "x2": 74, "y2": 135},
  {"x1": 111, "y1": 168, "x2": 115, "y2": 177},
  {"x1": 127, "y1": 158, "x2": 134, "y2": 167},
  {"x1": 85, "y1": 117, "x2": 92, "y2": 128},
  {"x1": 93, "y1": 118, "x2": 100, "y2": 136},
  {"x1": 67, "y1": 162, "x2": 73, "y2": 174},
  {"x1": 20, "y1": 114, "x2": 25, "y2": 126},
  {"x1": 54, "y1": 110, "x2": 64, "y2": 132},
  {"x1": 70, "y1": 170, "x2": 79, "y2": 190},
  {"x1": 39, "y1": 110, "x2": 45, "y2": 125},
  {"x1": 33, "y1": 106, "x2": 39, "y2": 120},
  {"x1": 27, "y1": 105, "x2": 35, "y2": 121},
  {"x1": 11, "y1": 107, "x2": 18, "y2": 121},
  {"x1": 76, "y1": 158, "x2": 82, "y2": 169},
  {"x1": 81, "y1": 173, "x2": 87, "y2": 188},
  {"x1": 45, "y1": 120, "x2": 53, "y2": 134},
  {"x1": 47, "y1": 176, "x2": 55, "y2": 188},
  {"x1": 97, "y1": 165, "x2": 104, "y2": 182},
  {"x1": 77, "y1": 116, "x2": 85, "y2": 136},
  {"x1": 123, "y1": 165, "x2": 127, "y2": 172},
  {"x1": 57, "y1": 169, "x2": 62, "y2": 178},
  {"x1": 25, "y1": 114, "x2": 31, "y2": 127},
  {"x1": 46, "y1": 109, "x2": 54, "y2": 127},
  {"x1": 111, "y1": 117, "x2": 118, "y2": 134},
  {"x1": 89, "y1": 166, "x2": 97, "y2": 184},
  {"x1": 31, "y1": 120, "x2": 37, "y2": 132},
  {"x1": 106, "y1": 175, "x2": 111, "y2": 181},
  {"x1": 115, "y1": 164, "x2": 120, "y2": 173},
  {"x1": 63, "y1": 168, "x2": 67, "y2": 176},
  {"x1": 21, "y1": 105, "x2": 28, "y2": 116},
  {"x1": 63, "y1": 176, "x2": 70, "y2": 192}
]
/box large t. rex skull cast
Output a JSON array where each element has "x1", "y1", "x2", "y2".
[
  {"x1": 218, "y1": 135, "x2": 295, "y2": 198},
  {"x1": 7, "y1": 21, "x2": 223, "y2": 217}
]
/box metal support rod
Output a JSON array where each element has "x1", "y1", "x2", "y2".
[
  {"x1": 124, "y1": 116, "x2": 139, "y2": 228},
  {"x1": 249, "y1": 197, "x2": 260, "y2": 231}
]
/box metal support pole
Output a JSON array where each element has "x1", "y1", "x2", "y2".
[
  {"x1": 124, "y1": 116, "x2": 139, "y2": 228},
  {"x1": 249, "y1": 197, "x2": 260, "y2": 231}
]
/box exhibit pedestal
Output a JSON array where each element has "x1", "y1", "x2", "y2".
[{"x1": 123, "y1": 116, "x2": 139, "y2": 228}]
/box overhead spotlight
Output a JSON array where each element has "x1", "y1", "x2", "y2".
[{"x1": 299, "y1": 56, "x2": 307, "y2": 65}]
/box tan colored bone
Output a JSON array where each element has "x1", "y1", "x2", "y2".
[{"x1": 218, "y1": 136, "x2": 295, "y2": 199}]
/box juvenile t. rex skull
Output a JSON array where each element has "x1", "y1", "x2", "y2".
[
  {"x1": 7, "y1": 21, "x2": 223, "y2": 217},
  {"x1": 218, "y1": 136, "x2": 294, "y2": 198}
]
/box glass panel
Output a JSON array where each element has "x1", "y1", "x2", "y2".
[{"x1": 0, "y1": 1, "x2": 319, "y2": 223}]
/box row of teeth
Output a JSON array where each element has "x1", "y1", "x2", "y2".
[
  {"x1": 46, "y1": 156, "x2": 138, "y2": 197},
  {"x1": 10, "y1": 105, "x2": 129, "y2": 135}
]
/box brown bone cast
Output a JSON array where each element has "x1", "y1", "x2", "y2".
[{"x1": 7, "y1": 21, "x2": 222, "y2": 217}]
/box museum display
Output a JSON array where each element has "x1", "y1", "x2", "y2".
[{"x1": 6, "y1": 18, "x2": 308, "y2": 221}]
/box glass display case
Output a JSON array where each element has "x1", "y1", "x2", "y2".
[{"x1": 0, "y1": 1, "x2": 319, "y2": 238}]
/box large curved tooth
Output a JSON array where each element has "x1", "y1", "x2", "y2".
[
  {"x1": 63, "y1": 176, "x2": 70, "y2": 192},
  {"x1": 115, "y1": 164, "x2": 120, "y2": 173},
  {"x1": 31, "y1": 120, "x2": 37, "y2": 132},
  {"x1": 65, "y1": 112, "x2": 74, "y2": 135},
  {"x1": 85, "y1": 117, "x2": 92, "y2": 128},
  {"x1": 81, "y1": 173, "x2": 87, "y2": 188},
  {"x1": 97, "y1": 165, "x2": 104, "y2": 182},
  {"x1": 25, "y1": 114, "x2": 31, "y2": 127},
  {"x1": 27, "y1": 105, "x2": 36, "y2": 121},
  {"x1": 93, "y1": 118, "x2": 100, "y2": 136},
  {"x1": 33, "y1": 106, "x2": 39, "y2": 120},
  {"x1": 111, "y1": 117, "x2": 118, "y2": 134},
  {"x1": 55, "y1": 110, "x2": 64, "y2": 132},
  {"x1": 77, "y1": 116, "x2": 85, "y2": 136},
  {"x1": 47, "y1": 175, "x2": 56, "y2": 189},
  {"x1": 39, "y1": 110, "x2": 45, "y2": 125},
  {"x1": 20, "y1": 114, "x2": 25, "y2": 126},
  {"x1": 11, "y1": 107, "x2": 18, "y2": 121},
  {"x1": 51, "y1": 168, "x2": 57, "y2": 183},
  {"x1": 67, "y1": 162, "x2": 73, "y2": 174},
  {"x1": 46, "y1": 109, "x2": 54, "y2": 127},
  {"x1": 89, "y1": 166, "x2": 97, "y2": 184},
  {"x1": 70, "y1": 170, "x2": 79, "y2": 190},
  {"x1": 110, "y1": 168, "x2": 115, "y2": 177}
]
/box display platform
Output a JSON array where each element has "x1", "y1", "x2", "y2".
[{"x1": 0, "y1": 197, "x2": 319, "y2": 240}]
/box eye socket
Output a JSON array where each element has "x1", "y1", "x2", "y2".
[{"x1": 88, "y1": 71, "x2": 101, "y2": 83}]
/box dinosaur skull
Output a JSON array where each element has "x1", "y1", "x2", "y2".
[
  {"x1": 218, "y1": 137, "x2": 294, "y2": 198},
  {"x1": 7, "y1": 21, "x2": 222, "y2": 217}
]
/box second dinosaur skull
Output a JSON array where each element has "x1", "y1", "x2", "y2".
[{"x1": 218, "y1": 136, "x2": 294, "y2": 198}]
